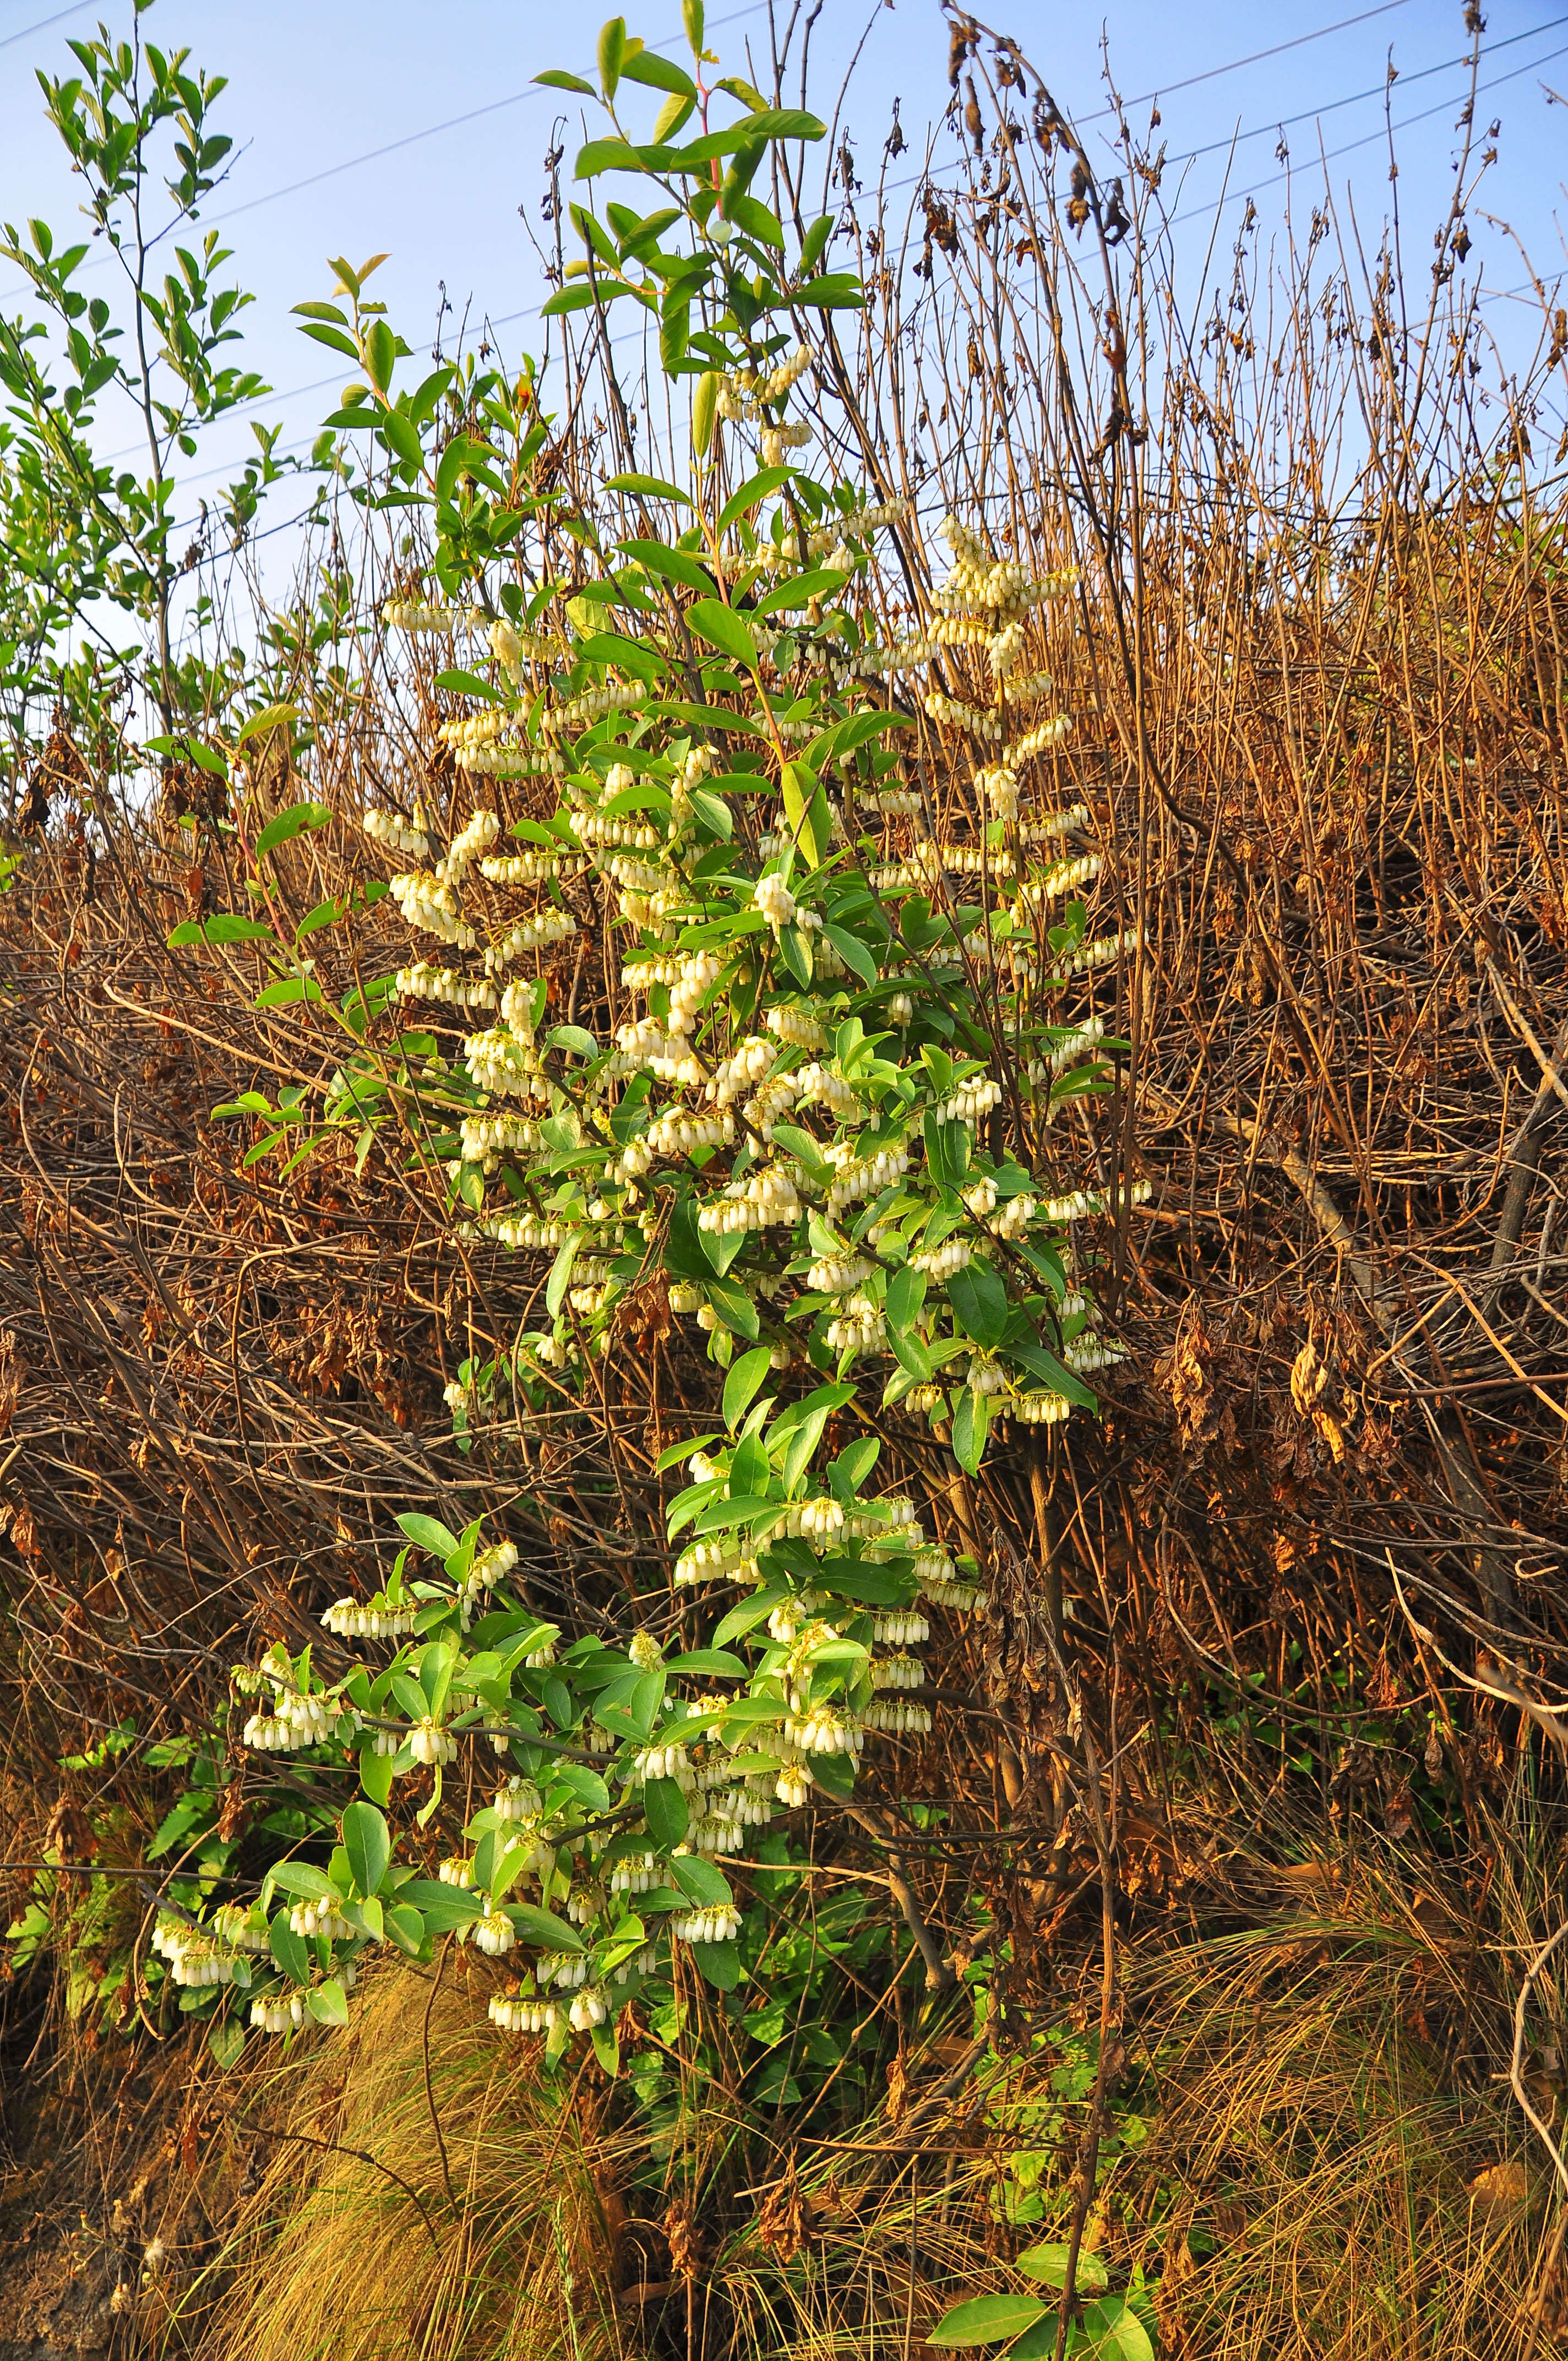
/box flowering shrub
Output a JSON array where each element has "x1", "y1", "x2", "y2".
[{"x1": 159, "y1": 4, "x2": 1146, "y2": 2072}]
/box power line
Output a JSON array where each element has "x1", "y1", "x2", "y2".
[
  {"x1": 0, "y1": 3, "x2": 767, "y2": 306},
  {"x1": 1167, "y1": 30, "x2": 1568, "y2": 225},
  {"x1": 1076, "y1": 0, "x2": 1417, "y2": 124},
  {"x1": 0, "y1": 4, "x2": 92, "y2": 53},
  {"x1": 1157, "y1": 10, "x2": 1568, "y2": 169}
]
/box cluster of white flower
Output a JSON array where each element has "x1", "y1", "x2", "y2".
[
  {"x1": 436, "y1": 808, "x2": 499, "y2": 886},
  {"x1": 825, "y1": 1293, "x2": 884, "y2": 1354},
  {"x1": 479, "y1": 849, "x2": 577, "y2": 885},
  {"x1": 863, "y1": 1699, "x2": 934, "y2": 1734},
  {"x1": 494, "y1": 1776, "x2": 543, "y2": 1823},
  {"x1": 409, "y1": 1715, "x2": 457, "y2": 1767},
  {"x1": 152, "y1": 1918, "x2": 239, "y2": 1987},
  {"x1": 1064, "y1": 1335, "x2": 1130, "y2": 1374},
  {"x1": 807, "y1": 1249, "x2": 870, "y2": 1294},
  {"x1": 671, "y1": 1903, "x2": 742, "y2": 1945},
  {"x1": 1019, "y1": 852, "x2": 1103, "y2": 907},
  {"x1": 458, "y1": 741, "x2": 567, "y2": 779},
  {"x1": 320, "y1": 1592, "x2": 419, "y2": 1639},
  {"x1": 460, "y1": 1112, "x2": 541, "y2": 1162},
  {"x1": 791, "y1": 1061, "x2": 861, "y2": 1117},
  {"x1": 911, "y1": 1236, "x2": 972, "y2": 1281},
  {"x1": 363, "y1": 806, "x2": 429, "y2": 857},
  {"x1": 462, "y1": 1026, "x2": 546, "y2": 1100},
  {"x1": 243, "y1": 1684, "x2": 349, "y2": 1754},
  {"x1": 548, "y1": 679, "x2": 645, "y2": 733},
  {"x1": 873, "y1": 1608, "x2": 930, "y2": 1648},
  {"x1": 935, "y1": 1074, "x2": 1001, "y2": 1126},
  {"x1": 535, "y1": 1949, "x2": 590, "y2": 1990},
  {"x1": 759, "y1": 418, "x2": 814, "y2": 467},
  {"x1": 675, "y1": 1535, "x2": 761, "y2": 1586},
  {"x1": 923, "y1": 689, "x2": 1004, "y2": 739},
  {"x1": 482, "y1": 907, "x2": 578, "y2": 967},
  {"x1": 1061, "y1": 926, "x2": 1141, "y2": 975},
  {"x1": 288, "y1": 1896, "x2": 353, "y2": 1941},
  {"x1": 382, "y1": 598, "x2": 480, "y2": 634},
  {"x1": 753, "y1": 872, "x2": 796, "y2": 931},
  {"x1": 825, "y1": 1137, "x2": 910, "y2": 1218},
  {"x1": 472, "y1": 1907, "x2": 517, "y2": 1957},
  {"x1": 489, "y1": 616, "x2": 553, "y2": 672},
  {"x1": 489, "y1": 1990, "x2": 559, "y2": 2034},
  {"x1": 394, "y1": 962, "x2": 498, "y2": 1009},
  {"x1": 765, "y1": 1002, "x2": 824, "y2": 1048},
  {"x1": 389, "y1": 869, "x2": 475, "y2": 948},
  {"x1": 988, "y1": 1192, "x2": 1037, "y2": 1241},
  {"x1": 251, "y1": 1991, "x2": 308, "y2": 2033}
]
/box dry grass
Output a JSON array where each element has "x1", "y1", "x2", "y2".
[{"x1": 189, "y1": 1961, "x2": 628, "y2": 2361}]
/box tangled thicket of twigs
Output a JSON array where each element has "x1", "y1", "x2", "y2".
[{"x1": 1, "y1": 9, "x2": 1566, "y2": 2346}]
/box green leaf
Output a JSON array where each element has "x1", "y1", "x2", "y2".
[
  {"x1": 398, "y1": 1512, "x2": 461, "y2": 1560},
  {"x1": 723, "y1": 1345, "x2": 774, "y2": 1430},
  {"x1": 642, "y1": 1775, "x2": 689, "y2": 1849},
  {"x1": 688, "y1": 597, "x2": 757, "y2": 669},
  {"x1": 206, "y1": 2016, "x2": 245, "y2": 2068},
  {"x1": 596, "y1": 17, "x2": 626, "y2": 99},
  {"x1": 307, "y1": 1978, "x2": 351, "y2": 2027},
  {"x1": 947, "y1": 1260, "x2": 1008, "y2": 1350},
  {"x1": 359, "y1": 1743, "x2": 395, "y2": 1807},
  {"x1": 793, "y1": 271, "x2": 864, "y2": 308},
  {"x1": 364, "y1": 319, "x2": 396, "y2": 393},
  {"x1": 383, "y1": 1902, "x2": 425, "y2": 1955},
  {"x1": 690, "y1": 1939, "x2": 741, "y2": 1989},
  {"x1": 508, "y1": 1901, "x2": 586, "y2": 1952},
  {"x1": 781, "y1": 761, "x2": 829, "y2": 869},
  {"x1": 1079, "y1": 2302, "x2": 1154, "y2": 2361},
  {"x1": 341, "y1": 1800, "x2": 391, "y2": 1898},
  {"x1": 268, "y1": 1917, "x2": 311, "y2": 1987},
  {"x1": 253, "y1": 977, "x2": 323, "y2": 1010},
  {"x1": 535, "y1": 68, "x2": 596, "y2": 92},
  {"x1": 823, "y1": 923, "x2": 876, "y2": 986},
  {"x1": 399, "y1": 1879, "x2": 484, "y2": 1930},
  {"x1": 434, "y1": 667, "x2": 500, "y2": 702},
  {"x1": 621, "y1": 50, "x2": 696, "y2": 99},
  {"x1": 701, "y1": 1275, "x2": 760, "y2": 1340},
  {"x1": 168, "y1": 913, "x2": 277, "y2": 948},
  {"x1": 606, "y1": 470, "x2": 692, "y2": 507},
  {"x1": 266, "y1": 1861, "x2": 333, "y2": 1901},
  {"x1": 753, "y1": 566, "x2": 847, "y2": 616},
  {"x1": 380, "y1": 407, "x2": 424, "y2": 471},
  {"x1": 928, "y1": 2295, "x2": 1051, "y2": 2348},
  {"x1": 575, "y1": 136, "x2": 645, "y2": 179},
  {"x1": 236, "y1": 701, "x2": 298, "y2": 747},
  {"x1": 718, "y1": 466, "x2": 794, "y2": 530},
  {"x1": 546, "y1": 1232, "x2": 581, "y2": 1318},
  {"x1": 668, "y1": 1854, "x2": 732, "y2": 1907},
  {"x1": 618, "y1": 537, "x2": 716, "y2": 595},
  {"x1": 1016, "y1": 2246, "x2": 1109, "y2": 2293},
  {"x1": 255, "y1": 802, "x2": 333, "y2": 858},
  {"x1": 726, "y1": 191, "x2": 784, "y2": 248},
  {"x1": 953, "y1": 1386, "x2": 990, "y2": 1475}
]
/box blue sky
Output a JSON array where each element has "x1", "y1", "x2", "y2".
[{"x1": 1, "y1": 0, "x2": 1565, "y2": 527}]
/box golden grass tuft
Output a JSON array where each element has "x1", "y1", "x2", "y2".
[{"x1": 191, "y1": 1962, "x2": 628, "y2": 2361}]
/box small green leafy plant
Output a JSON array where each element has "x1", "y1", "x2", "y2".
[{"x1": 153, "y1": 5, "x2": 1147, "y2": 2080}]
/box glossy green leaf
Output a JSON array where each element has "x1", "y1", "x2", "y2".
[
  {"x1": 341, "y1": 1800, "x2": 391, "y2": 1898},
  {"x1": 254, "y1": 801, "x2": 332, "y2": 857},
  {"x1": 642, "y1": 1775, "x2": 689, "y2": 1849},
  {"x1": 688, "y1": 597, "x2": 757, "y2": 668},
  {"x1": 928, "y1": 2295, "x2": 1051, "y2": 2348}
]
